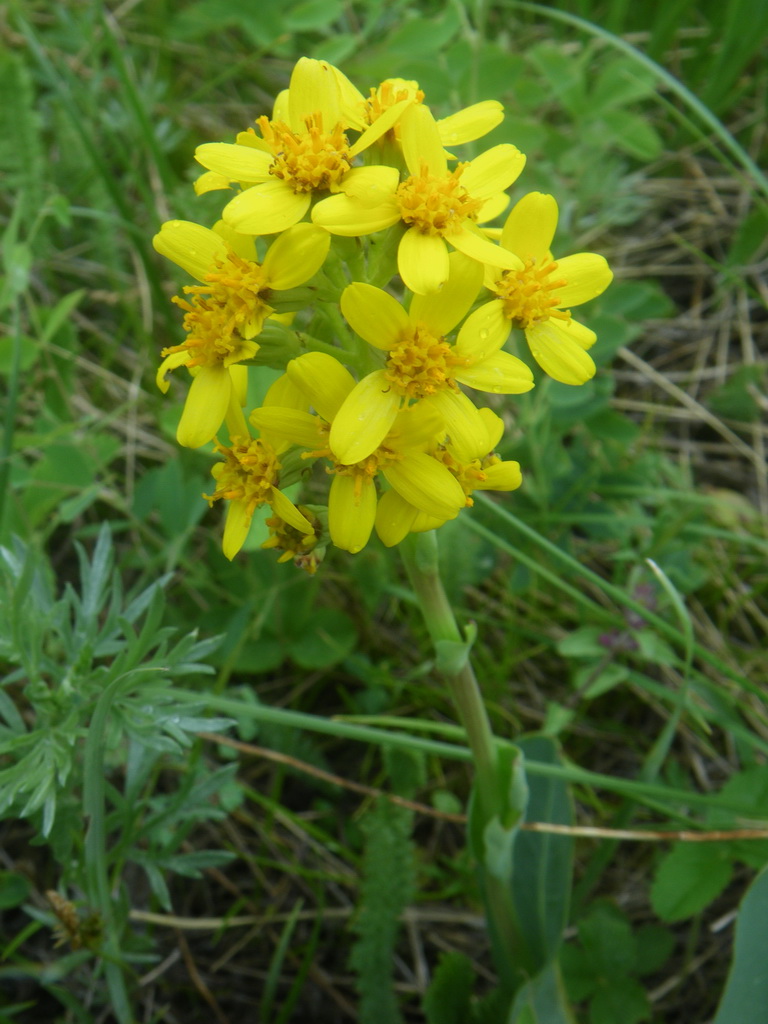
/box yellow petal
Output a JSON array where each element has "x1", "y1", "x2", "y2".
[
  {"x1": 312, "y1": 192, "x2": 400, "y2": 235},
  {"x1": 476, "y1": 191, "x2": 510, "y2": 225},
  {"x1": 212, "y1": 220, "x2": 258, "y2": 261},
  {"x1": 500, "y1": 192, "x2": 558, "y2": 262},
  {"x1": 450, "y1": 225, "x2": 522, "y2": 271},
  {"x1": 193, "y1": 170, "x2": 232, "y2": 195},
  {"x1": 425, "y1": 390, "x2": 489, "y2": 463},
  {"x1": 555, "y1": 254, "x2": 613, "y2": 306},
  {"x1": 409, "y1": 251, "x2": 484, "y2": 334},
  {"x1": 388, "y1": 402, "x2": 446, "y2": 452},
  {"x1": 478, "y1": 461, "x2": 522, "y2": 491},
  {"x1": 263, "y1": 372, "x2": 309, "y2": 410},
  {"x1": 461, "y1": 144, "x2": 526, "y2": 200},
  {"x1": 349, "y1": 98, "x2": 411, "y2": 157},
  {"x1": 437, "y1": 101, "x2": 504, "y2": 146},
  {"x1": 455, "y1": 350, "x2": 535, "y2": 394},
  {"x1": 341, "y1": 283, "x2": 410, "y2": 350},
  {"x1": 329, "y1": 473, "x2": 376, "y2": 554},
  {"x1": 251, "y1": 407, "x2": 322, "y2": 448},
  {"x1": 338, "y1": 165, "x2": 401, "y2": 206},
  {"x1": 565, "y1": 317, "x2": 597, "y2": 350},
  {"x1": 272, "y1": 88, "x2": 289, "y2": 122},
  {"x1": 400, "y1": 103, "x2": 447, "y2": 177},
  {"x1": 525, "y1": 321, "x2": 597, "y2": 385},
  {"x1": 288, "y1": 57, "x2": 344, "y2": 132},
  {"x1": 222, "y1": 500, "x2": 252, "y2": 560},
  {"x1": 235, "y1": 129, "x2": 271, "y2": 152},
  {"x1": 269, "y1": 486, "x2": 313, "y2": 534},
  {"x1": 262, "y1": 223, "x2": 330, "y2": 289},
  {"x1": 478, "y1": 406, "x2": 504, "y2": 450},
  {"x1": 194, "y1": 142, "x2": 272, "y2": 181},
  {"x1": 153, "y1": 220, "x2": 228, "y2": 282},
  {"x1": 410, "y1": 511, "x2": 445, "y2": 533},
  {"x1": 398, "y1": 228, "x2": 450, "y2": 295},
  {"x1": 329, "y1": 371, "x2": 401, "y2": 464},
  {"x1": 330, "y1": 66, "x2": 367, "y2": 129},
  {"x1": 223, "y1": 181, "x2": 311, "y2": 235},
  {"x1": 176, "y1": 365, "x2": 232, "y2": 448},
  {"x1": 156, "y1": 349, "x2": 190, "y2": 393},
  {"x1": 286, "y1": 352, "x2": 356, "y2": 422},
  {"x1": 375, "y1": 488, "x2": 419, "y2": 547},
  {"x1": 382, "y1": 453, "x2": 465, "y2": 519},
  {"x1": 454, "y1": 300, "x2": 511, "y2": 362}
]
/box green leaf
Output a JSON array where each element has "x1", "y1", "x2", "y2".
[
  {"x1": 510, "y1": 737, "x2": 574, "y2": 972},
  {"x1": 578, "y1": 902, "x2": 637, "y2": 976},
  {"x1": 714, "y1": 867, "x2": 768, "y2": 1024},
  {"x1": 423, "y1": 952, "x2": 475, "y2": 1024},
  {"x1": 508, "y1": 960, "x2": 577, "y2": 1024},
  {"x1": 600, "y1": 109, "x2": 663, "y2": 160},
  {"x1": 651, "y1": 842, "x2": 733, "y2": 922},
  {"x1": 589, "y1": 58, "x2": 658, "y2": 112},
  {"x1": 288, "y1": 606, "x2": 356, "y2": 669},
  {"x1": 590, "y1": 976, "x2": 650, "y2": 1024},
  {"x1": 284, "y1": 0, "x2": 343, "y2": 30},
  {"x1": 0, "y1": 871, "x2": 31, "y2": 909}
]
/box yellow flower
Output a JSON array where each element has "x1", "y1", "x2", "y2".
[
  {"x1": 193, "y1": 58, "x2": 409, "y2": 236},
  {"x1": 251, "y1": 353, "x2": 467, "y2": 554},
  {"x1": 153, "y1": 219, "x2": 329, "y2": 448},
  {"x1": 329, "y1": 253, "x2": 533, "y2": 466},
  {"x1": 332, "y1": 74, "x2": 504, "y2": 155},
  {"x1": 202, "y1": 375, "x2": 316, "y2": 560},
  {"x1": 376, "y1": 407, "x2": 522, "y2": 546},
  {"x1": 204, "y1": 434, "x2": 314, "y2": 560},
  {"x1": 482, "y1": 192, "x2": 613, "y2": 385},
  {"x1": 312, "y1": 103, "x2": 526, "y2": 293}
]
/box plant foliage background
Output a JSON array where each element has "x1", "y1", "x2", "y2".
[{"x1": 1, "y1": 0, "x2": 767, "y2": 1021}]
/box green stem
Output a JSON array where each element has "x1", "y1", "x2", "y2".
[
  {"x1": 399, "y1": 532, "x2": 498, "y2": 814},
  {"x1": 400, "y1": 532, "x2": 529, "y2": 985}
]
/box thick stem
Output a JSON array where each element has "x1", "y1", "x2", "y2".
[
  {"x1": 400, "y1": 531, "x2": 525, "y2": 984},
  {"x1": 399, "y1": 532, "x2": 497, "y2": 817}
]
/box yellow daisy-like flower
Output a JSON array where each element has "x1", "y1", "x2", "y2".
[
  {"x1": 203, "y1": 374, "x2": 316, "y2": 560},
  {"x1": 376, "y1": 407, "x2": 523, "y2": 547},
  {"x1": 204, "y1": 434, "x2": 314, "y2": 561},
  {"x1": 483, "y1": 192, "x2": 614, "y2": 385},
  {"x1": 251, "y1": 352, "x2": 467, "y2": 554},
  {"x1": 194, "y1": 57, "x2": 410, "y2": 236},
  {"x1": 153, "y1": 219, "x2": 329, "y2": 448},
  {"x1": 332, "y1": 74, "x2": 504, "y2": 155},
  {"x1": 312, "y1": 103, "x2": 526, "y2": 293},
  {"x1": 328, "y1": 253, "x2": 533, "y2": 466}
]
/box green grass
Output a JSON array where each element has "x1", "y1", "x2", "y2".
[{"x1": 1, "y1": 1, "x2": 767, "y2": 1021}]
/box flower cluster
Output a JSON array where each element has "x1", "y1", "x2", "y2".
[{"x1": 153, "y1": 58, "x2": 613, "y2": 568}]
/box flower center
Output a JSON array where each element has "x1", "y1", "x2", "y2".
[
  {"x1": 433, "y1": 447, "x2": 499, "y2": 506},
  {"x1": 362, "y1": 81, "x2": 424, "y2": 129},
  {"x1": 395, "y1": 163, "x2": 482, "y2": 236},
  {"x1": 162, "y1": 252, "x2": 271, "y2": 369},
  {"x1": 384, "y1": 323, "x2": 462, "y2": 399},
  {"x1": 493, "y1": 256, "x2": 571, "y2": 329},
  {"x1": 258, "y1": 113, "x2": 352, "y2": 193},
  {"x1": 204, "y1": 437, "x2": 281, "y2": 519},
  {"x1": 263, "y1": 506, "x2": 324, "y2": 574}
]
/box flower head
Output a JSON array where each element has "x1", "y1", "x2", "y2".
[
  {"x1": 154, "y1": 219, "x2": 329, "y2": 447},
  {"x1": 376, "y1": 407, "x2": 522, "y2": 546},
  {"x1": 251, "y1": 352, "x2": 467, "y2": 554},
  {"x1": 329, "y1": 253, "x2": 533, "y2": 465},
  {"x1": 194, "y1": 58, "x2": 409, "y2": 236},
  {"x1": 483, "y1": 192, "x2": 613, "y2": 385},
  {"x1": 312, "y1": 104, "x2": 526, "y2": 293}
]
